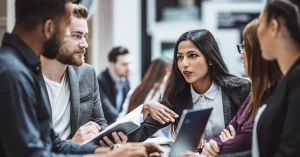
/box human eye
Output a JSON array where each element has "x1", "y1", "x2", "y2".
[
  {"x1": 177, "y1": 55, "x2": 183, "y2": 60},
  {"x1": 189, "y1": 54, "x2": 198, "y2": 58},
  {"x1": 72, "y1": 35, "x2": 82, "y2": 39}
]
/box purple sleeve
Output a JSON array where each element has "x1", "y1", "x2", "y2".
[
  {"x1": 219, "y1": 123, "x2": 253, "y2": 154},
  {"x1": 210, "y1": 115, "x2": 239, "y2": 146}
]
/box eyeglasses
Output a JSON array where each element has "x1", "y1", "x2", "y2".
[{"x1": 237, "y1": 44, "x2": 245, "y2": 54}]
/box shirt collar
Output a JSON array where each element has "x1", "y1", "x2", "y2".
[
  {"x1": 108, "y1": 68, "x2": 126, "y2": 86},
  {"x1": 191, "y1": 82, "x2": 220, "y2": 103},
  {"x1": 1, "y1": 33, "x2": 40, "y2": 73}
]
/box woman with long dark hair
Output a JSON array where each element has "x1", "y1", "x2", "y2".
[{"x1": 129, "y1": 29, "x2": 251, "y2": 142}]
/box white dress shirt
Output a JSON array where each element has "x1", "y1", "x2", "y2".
[{"x1": 191, "y1": 82, "x2": 225, "y2": 140}]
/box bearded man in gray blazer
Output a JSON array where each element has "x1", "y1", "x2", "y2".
[{"x1": 39, "y1": 4, "x2": 128, "y2": 145}]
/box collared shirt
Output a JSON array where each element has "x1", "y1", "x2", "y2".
[
  {"x1": 108, "y1": 69, "x2": 126, "y2": 111},
  {"x1": 0, "y1": 33, "x2": 96, "y2": 157},
  {"x1": 191, "y1": 82, "x2": 225, "y2": 140}
]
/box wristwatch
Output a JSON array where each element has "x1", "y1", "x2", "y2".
[{"x1": 110, "y1": 144, "x2": 122, "y2": 150}]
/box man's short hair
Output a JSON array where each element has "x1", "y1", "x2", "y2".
[
  {"x1": 108, "y1": 47, "x2": 129, "y2": 63},
  {"x1": 15, "y1": 0, "x2": 71, "y2": 31},
  {"x1": 73, "y1": 4, "x2": 89, "y2": 19}
]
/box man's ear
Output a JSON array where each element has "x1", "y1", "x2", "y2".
[{"x1": 42, "y1": 19, "x2": 55, "y2": 40}]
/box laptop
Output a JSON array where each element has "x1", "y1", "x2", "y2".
[{"x1": 167, "y1": 108, "x2": 213, "y2": 157}]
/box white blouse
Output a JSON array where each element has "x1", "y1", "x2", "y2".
[{"x1": 190, "y1": 82, "x2": 225, "y2": 140}]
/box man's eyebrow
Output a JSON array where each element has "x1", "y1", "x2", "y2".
[{"x1": 71, "y1": 31, "x2": 83, "y2": 35}]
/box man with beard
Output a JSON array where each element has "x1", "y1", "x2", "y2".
[
  {"x1": 0, "y1": 0, "x2": 163, "y2": 157},
  {"x1": 40, "y1": 4, "x2": 128, "y2": 145}
]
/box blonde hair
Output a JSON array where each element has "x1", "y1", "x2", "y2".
[{"x1": 72, "y1": 4, "x2": 88, "y2": 19}]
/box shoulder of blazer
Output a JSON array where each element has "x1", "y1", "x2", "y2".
[
  {"x1": 97, "y1": 68, "x2": 114, "y2": 85},
  {"x1": 287, "y1": 61, "x2": 300, "y2": 85},
  {"x1": 226, "y1": 77, "x2": 251, "y2": 106},
  {"x1": 69, "y1": 63, "x2": 95, "y2": 77}
]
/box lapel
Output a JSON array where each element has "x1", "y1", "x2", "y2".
[
  {"x1": 221, "y1": 88, "x2": 231, "y2": 127},
  {"x1": 38, "y1": 71, "x2": 52, "y2": 119},
  {"x1": 103, "y1": 69, "x2": 117, "y2": 106},
  {"x1": 67, "y1": 65, "x2": 80, "y2": 136}
]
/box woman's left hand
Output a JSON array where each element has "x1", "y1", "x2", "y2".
[{"x1": 219, "y1": 125, "x2": 236, "y2": 142}]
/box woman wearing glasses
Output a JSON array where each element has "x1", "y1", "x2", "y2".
[
  {"x1": 194, "y1": 19, "x2": 282, "y2": 157},
  {"x1": 128, "y1": 29, "x2": 251, "y2": 143}
]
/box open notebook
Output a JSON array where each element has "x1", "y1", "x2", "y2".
[{"x1": 81, "y1": 105, "x2": 143, "y2": 146}]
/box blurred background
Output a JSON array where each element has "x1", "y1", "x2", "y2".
[{"x1": 0, "y1": 0, "x2": 266, "y2": 89}]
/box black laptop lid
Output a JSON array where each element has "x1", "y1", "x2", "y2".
[{"x1": 169, "y1": 108, "x2": 213, "y2": 157}]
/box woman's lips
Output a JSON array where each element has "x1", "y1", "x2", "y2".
[{"x1": 183, "y1": 71, "x2": 192, "y2": 78}]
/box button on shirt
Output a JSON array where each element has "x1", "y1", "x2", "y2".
[{"x1": 191, "y1": 83, "x2": 225, "y2": 140}]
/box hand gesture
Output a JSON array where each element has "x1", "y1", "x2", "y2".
[
  {"x1": 143, "y1": 101, "x2": 178, "y2": 124},
  {"x1": 71, "y1": 121, "x2": 101, "y2": 144}
]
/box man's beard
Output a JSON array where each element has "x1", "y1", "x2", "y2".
[
  {"x1": 42, "y1": 31, "x2": 61, "y2": 59},
  {"x1": 56, "y1": 46, "x2": 85, "y2": 66}
]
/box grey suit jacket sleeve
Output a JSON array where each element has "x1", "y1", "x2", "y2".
[
  {"x1": 68, "y1": 64, "x2": 108, "y2": 137},
  {"x1": 91, "y1": 67, "x2": 108, "y2": 130}
]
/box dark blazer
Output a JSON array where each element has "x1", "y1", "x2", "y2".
[
  {"x1": 128, "y1": 77, "x2": 251, "y2": 142},
  {"x1": 256, "y1": 58, "x2": 300, "y2": 157},
  {"x1": 40, "y1": 63, "x2": 108, "y2": 138},
  {"x1": 97, "y1": 68, "x2": 130, "y2": 124}
]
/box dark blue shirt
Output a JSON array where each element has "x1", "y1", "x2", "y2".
[{"x1": 0, "y1": 33, "x2": 97, "y2": 157}]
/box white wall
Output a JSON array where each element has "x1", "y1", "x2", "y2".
[
  {"x1": 6, "y1": 0, "x2": 15, "y2": 33},
  {"x1": 112, "y1": 0, "x2": 141, "y2": 88},
  {"x1": 90, "y1": 0, "x2": 113, "y2": 73}
]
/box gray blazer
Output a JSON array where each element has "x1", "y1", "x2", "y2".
[{"x1": 39, "y1": 63, "x2": 108, "y2": 138}]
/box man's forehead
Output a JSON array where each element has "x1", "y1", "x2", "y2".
[
  {"x1": 70, "y1": 16, "x2": 88, "y2": 34},
  {"x1": 116, "y1": 54, "x2": 132, "y2": 63}
]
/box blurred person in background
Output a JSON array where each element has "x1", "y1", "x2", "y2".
[
  {"x1": 118, "y1": 57, "x2": 172, "y2": 137},
  {"x1": 40, "y1": 4, "x2": 128, "y2": 146},
  {"x1": 97, "y1": 47, "x2": 131, "y2": 125},
  {"x1": 119, "y1": 57, "x2": 172, "y2": 117},
  {"x1": 128, "y1": 29, "x2": 251, "y2": 143}
]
